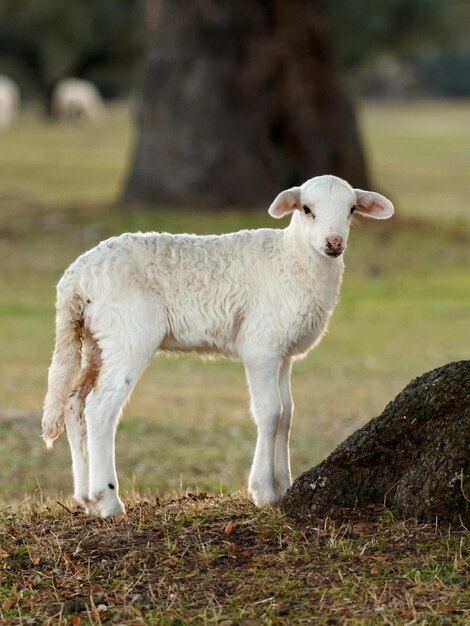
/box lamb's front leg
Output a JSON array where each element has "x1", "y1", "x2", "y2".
[
  {"x1": 275, "y1": 357, "x2": 293, "y2": 497},
  {"x1": 244, "y1": 359, "x2": 282, "y2": 506}
]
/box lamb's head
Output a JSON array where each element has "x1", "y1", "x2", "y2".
[{"x1": 269, "y1": 175, "x2": 394, "y2": 259}]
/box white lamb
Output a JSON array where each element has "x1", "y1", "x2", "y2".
[
  {"x1": 42, "y1": 175, "x2": 394, "y2": 517},
  {"x1": 52, "y1": 78, "x2": 105, "y2": 122},
  {"x1": 0, "y1": 75, "x2": 20, "y2": 130}
]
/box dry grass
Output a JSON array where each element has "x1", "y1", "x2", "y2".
[{"x1": 1, "y1": 494, "x2": 468, "y2": 625}]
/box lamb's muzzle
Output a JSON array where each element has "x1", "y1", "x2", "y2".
[{"x1": 325, "y1": 235, "x2": 344, "y2": 257}]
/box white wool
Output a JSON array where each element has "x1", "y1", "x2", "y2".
[
  {"x1": 42, "y1": 175, "x2": 394, "y2": 517},
  {"x1": 0, "y1": 75, "x2": 20, "y2": 130},
  {"x1": 52, "y1": 78, "x2": 105, "y2": 122}
]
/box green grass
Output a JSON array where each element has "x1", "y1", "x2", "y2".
[
  {"x1": 0, "y1": 104, "x2": 132, "y2": 205},
  {"x1": 0, "y1": 101, "x2": 469, "y2": 505},
  {"x1": 360, "y1": 100, "x2": 470, "y2": 224}
]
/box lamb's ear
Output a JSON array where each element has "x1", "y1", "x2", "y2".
[
  {"x1": 268, "y1": 187, "x2": 301, "y2": 219},
  {"x1": 354, "y1": 189, "x2": 394, "y2": 219}
]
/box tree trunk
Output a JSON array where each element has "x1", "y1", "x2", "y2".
[
  {"x1": 123, "y1": 0, "x2": 370, "y2": 209},
  {"x1": 281, "y1": 361, "x2": 470, "y2": 527}
]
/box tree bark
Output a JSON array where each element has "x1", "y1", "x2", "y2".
[
  {"x1": 123, "y1": 0, "x2": 370, "y2": 209},
  {"x1": 281, "y1": 361, "x2": 470, "y2": 527}
]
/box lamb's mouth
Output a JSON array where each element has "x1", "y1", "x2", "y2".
[{"x1": 325, "y1": 249, "x2": 343, "y2": 258}]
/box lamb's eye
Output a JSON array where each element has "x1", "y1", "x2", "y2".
[
  {"x1": 350, "y1": 205, "x2": 356, "y2": 215},
  {"x1": 303, "y1": 205, "x2": 312, "y2": 215}
]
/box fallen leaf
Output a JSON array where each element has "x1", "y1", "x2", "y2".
[
  {"x1": 438, "y1": 604, "x2": 456, "y2": 613},
  {"x1": 224, "y1": 520, "x2": 234, "y2": 536}
]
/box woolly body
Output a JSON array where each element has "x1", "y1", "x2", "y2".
[
  {"x1": 52, "y1": 78, "x2": 105, "y2": 121},
  {"x1": 63, "y1": 225, "x2": 342, "y2": 361},
  {"x1": 0, "y1": 75, "x2": 20, "y2": 129}
]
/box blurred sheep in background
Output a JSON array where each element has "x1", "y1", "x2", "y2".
[
  {"x1": 52, "y1": 78, "x2": 105, "y2": 122},
  {"x1": 0, "y1": 74, "x2": 20, "y2": 130}
]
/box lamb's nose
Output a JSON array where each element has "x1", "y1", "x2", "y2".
[{"x1": 325, "y1": 236, "x2": 343, "y2": 255}]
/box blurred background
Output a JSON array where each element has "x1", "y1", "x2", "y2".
[{"x1": 0, "y1": 0, "x2": 468, "y2": 505}]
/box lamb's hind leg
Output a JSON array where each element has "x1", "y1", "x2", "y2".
[
  {"x1": 65, "y1": 333, "x2": 100, "y2": 510},
  {"x1": 65, "y1": 394, "x2": 89, "y2": 509},
  {"x1": 84, "y1": 332, "x2": 159, "y2": 518},
  {"x1": 85, "y1": 301, "x2": 165, "y2": 517}
]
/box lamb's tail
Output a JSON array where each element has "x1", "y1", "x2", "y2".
[{"x1": 42, "y1": 291, "x2": 84, "y2": 449}]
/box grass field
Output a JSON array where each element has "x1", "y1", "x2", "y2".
[{"x1": 0, "y1": 101, "x2": 469, "y2": 624}]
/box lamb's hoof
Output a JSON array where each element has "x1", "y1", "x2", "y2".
[
  {"x1": 248, "y1": 483, "x2": 281, "y2": 507},
  {"x1": 84, "y1": 491, "x2": 126, "y2": 518},
  {"x1": 274, "y1": 478, "x2": 292, "y2": 499},
  {"x1": 73, "y1": 493, "x2": 90, "y2": 514}
]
